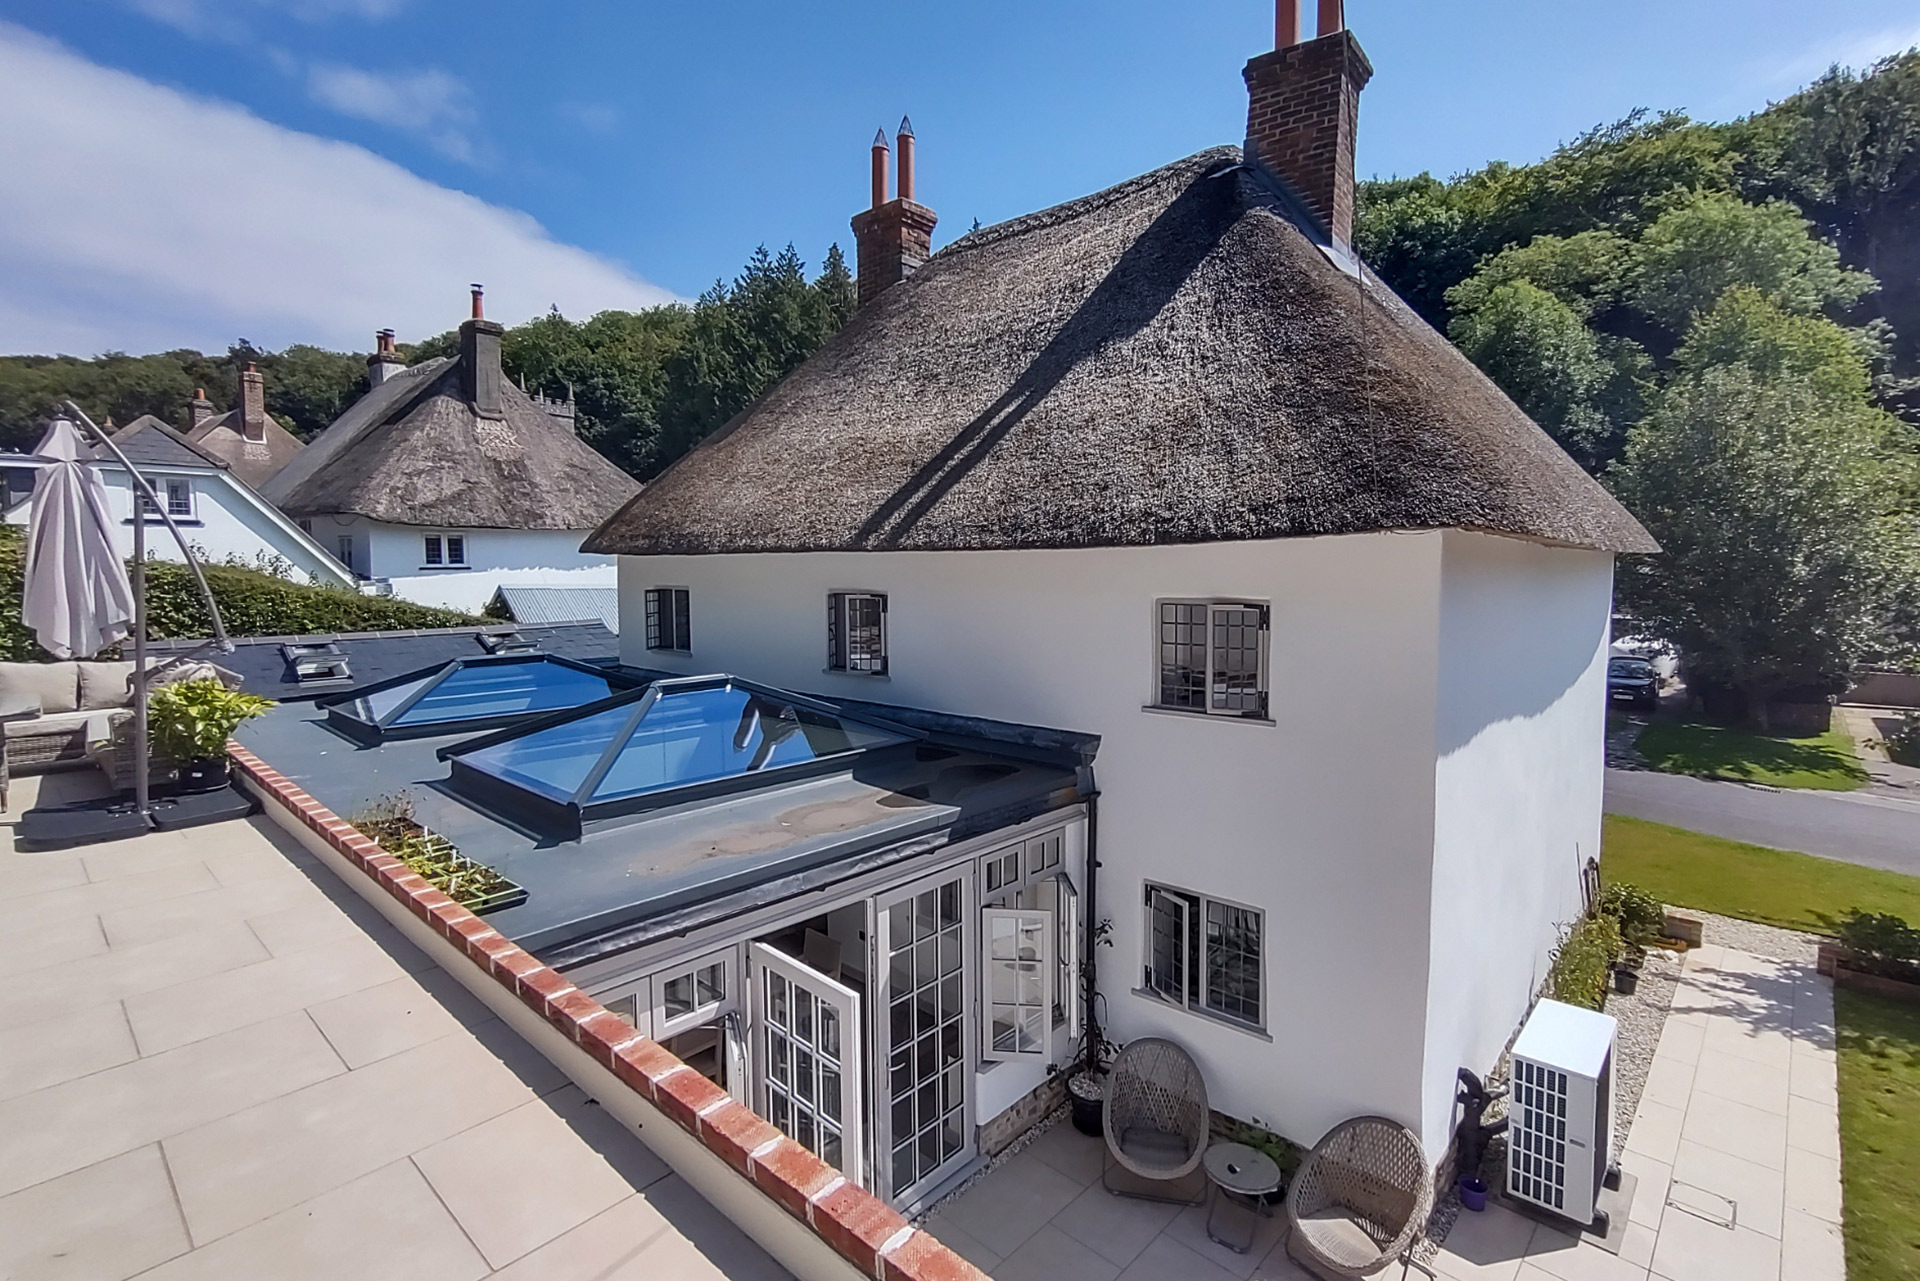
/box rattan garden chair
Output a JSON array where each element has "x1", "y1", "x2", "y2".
[
  {"x1": 1285, "y1": 1115, "x2": 1436, "y2": 1279},
  {"x1": 1101, "y1": 1037, "x2": 1209, "y2": 1204}
]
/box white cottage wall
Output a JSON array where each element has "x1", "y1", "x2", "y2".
[
  {"x1": 308, "y1": 520, "x2": 617, "y2": 611},
  {"x1": 614, "y1": 533, "x2": 1457, "y2": 1151},
  {"x1": 1422, "y1": 531, "x2": 1614, "y2": 1158}
]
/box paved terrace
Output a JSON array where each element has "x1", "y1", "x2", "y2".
[
  {"x1": 926, "y1": 944, "x2": 1844, "y2": 1281},
  {"x1": 0, "y1": 771, "x2": 792, "y2": 1281}
]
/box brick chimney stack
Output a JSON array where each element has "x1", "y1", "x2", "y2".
[
  {"x1": 367, "y1": 329, "x2": 404, "y2": 387},
  {"x1": 1244, "y1": 0, "x2": 1373, "y2": 251},
  {"x1": 459, "y1": 286, "x2": 506, "y2": 420},
  {"x1": 187, "y1": 387, "x2": 214, "y2": 430},
  {"x1": 239, "y1": 363, "x2": 267, "y2": 442},
  {"x1": 850, "y1": 118, "x2": 938, "y2": 308}
]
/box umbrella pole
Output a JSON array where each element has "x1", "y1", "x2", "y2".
[{"x1": 132, "y1": 503, "x2": 151, "y2": 823}]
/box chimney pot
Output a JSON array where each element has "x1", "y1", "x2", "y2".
[
  {"x1": 367, "y1": 328, "x2": 405, "y2": 387},
  {"x1": 470, "y1": 284, "x2": 484, "y2": 320},
  {"x1": 187, "y1": 386, "x2": 214, "y2": 431},
  {"x1": 1317, "y1": 0, "x2": 1343, "y2": 36},
  {"x1": 1277, "y1": 0, "x2": 1299, "y2": 46},
  {"x1": 870, "y1": 128, "x2": 890, "y2": 209},
  {"x1": 896, "y1": 118, "x2": 917, "y2": 204}
]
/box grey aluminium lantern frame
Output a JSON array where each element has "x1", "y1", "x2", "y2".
[{"x1": 436, "y1": 673, "x2": 923, "y2": 841}]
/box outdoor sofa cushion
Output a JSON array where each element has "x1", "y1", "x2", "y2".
[
  {"x1": 3, "y1": 712, "x2": 101, "y2": 740},
  {"x1": 0, "y1": 661, "x2": 81, "y2": 715},
  {"x1": 78, "y1": 661, "x2": 139, "y2": 711}
]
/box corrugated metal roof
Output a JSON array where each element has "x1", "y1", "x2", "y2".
[{"x1": 489, "y1": 585, "x2": 620, "y2": 631}]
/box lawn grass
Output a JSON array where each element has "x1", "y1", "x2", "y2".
[
  {"x1": 1835, "y1": 987, "x2": 1920, "y2": 1281},
  {"x1": 1633, "y1": 718, "x2": 1868, "y2": 791},
  {"x1": 1600, "y1": 814, "x2": 1920, "y2": 935}
]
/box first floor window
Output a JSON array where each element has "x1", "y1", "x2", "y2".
[
  {"x1": 827, "y1": 591, "x2": 887, "y2": 675},
  {"x1": 1144, "y1": 883, "x2": 1264, "y2": 1029},
  {"x1": 645, "y1": 587, "x2": 692, "y2": 652},
  {"x1": 424, "y1": 534, "x2": 467, "y2": 567},
  {"x1": 136, "y1": 479, "x2": 192, "y2": 519},
  {"x1": 336, "y1": 535, "x2": 354, "y2": 571},
  {"x1": 1155, "y1": 599, "x2": 1269, "y2": 717}
]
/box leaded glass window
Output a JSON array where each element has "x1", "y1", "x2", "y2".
[
  {"x1": 828, "y1": 592, "x2": 887, "y2": 675},
  {"x1": 645, "y1": 587, "x2": 691, "y2": 652},
  {"x1": 1144, "y1": 882, "x2": 1264, "y2": 1030},
  {"x1": 1155, "y1": 600, "x2": 1269, "y2": 718}
]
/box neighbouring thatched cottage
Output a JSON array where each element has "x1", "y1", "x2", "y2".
[
  {"x1": 180, "y1": 363, "x2": 306, "y2": 489},
  {"x1": 564, "y1": 1, "x2": 1655, "y2": 1202},
  {"x1": 262, "y1": 298, "x2": 639, "y2": 612}
]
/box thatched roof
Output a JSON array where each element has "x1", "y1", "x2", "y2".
[
  {"x1": 264, "y1": 359, "x2": 638, "y2": 530},
  {"x1": 184, "y1": 409, "x2": 304, "y2": 488},
  {"x1": 586, "y1": 147, "x2": 1655, "y2": 557}
]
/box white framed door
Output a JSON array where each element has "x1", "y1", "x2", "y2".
[
  {"x1": 750, "y1": 942, "x2": 864, "y2": 1183},
  {"x1": 874, "y1": 869, "x2": 974, "y2": 1207}
]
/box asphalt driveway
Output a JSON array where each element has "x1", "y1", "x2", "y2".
[{"x1": 1605, "y1": 766, "x2": 1920, "y2": 877}]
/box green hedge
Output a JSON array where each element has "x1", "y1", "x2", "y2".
[{"x1": 0, "y1": 525, "x2": 476, "y2": 661}]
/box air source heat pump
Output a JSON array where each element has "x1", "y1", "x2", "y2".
[{"x1": 1507, "y1": 999, "x2": 1617, "y2": 1228}]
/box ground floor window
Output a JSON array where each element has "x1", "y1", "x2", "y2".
[
  {"x1": 424, "y1": 533, "x2": 467, "y2": 567},
  {"x1": 1143, "y1": 882, "x2": 1264, "y2": 1030}
]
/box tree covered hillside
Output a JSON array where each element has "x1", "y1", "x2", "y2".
[{"x1": 0, "y1": 242, "x2": 854, "y2": 482}]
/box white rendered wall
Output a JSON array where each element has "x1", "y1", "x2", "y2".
[
  {"x1": 5, "y1": 465, "x2": 351, "y2": 587},
  {"x1": 1420, "y1": 531, "x2": 1614, "y2": 1159},
  {"x1": 615, "y1": 535, "x2": 1457, "y2": 1151},
  {"x1": 302, "y1": 517, "x2": 616, "y2": 612}
]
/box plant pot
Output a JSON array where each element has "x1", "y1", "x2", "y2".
[
  {"x1": 1459, "y1": 1176, "x2": 1489, "y2": 1212},
  {"x1": 1612, "y1": 965, "x2": 1639, "y2": 995},
  {"x1": 1067, "y1": 1073, "x2": 1105, "y2": 1136},
  {"x1": 177, "y1": 756, "x2": 231, "y2": 794}
]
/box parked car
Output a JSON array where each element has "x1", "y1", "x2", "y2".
[{"x1": 1607, "y1": 656, "x2": 1660, "y2": 710}]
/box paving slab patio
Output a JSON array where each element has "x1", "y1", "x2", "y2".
[
  {"x1": 0, "y1": 770, "x2": 793, "y2": 1281},
  {"x1": 930, "y1": 943, "x2": 1842, "y2": 1281}
]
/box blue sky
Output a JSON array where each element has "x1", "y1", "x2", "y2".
[{"x1": 1, "y1": 0, "x2": 1917, "y2": 356}]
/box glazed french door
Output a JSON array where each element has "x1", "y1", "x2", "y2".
[
  {"x1": 750, "y1": 942, "x2": 864, "y2": 1183},
  {"x1": 874, "y1": 870, "x2": 973, "y2": 1207}
]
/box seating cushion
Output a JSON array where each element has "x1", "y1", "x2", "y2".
[
  {"x1": 4, "y1": 711, "x2": 120, "y2": 742},
  {"x1": 78, "y1": 661, "x2": 138, "y2": 711},
  {"x1": 0, "y1": 661, "x2": 80, "y2": 715},
  {"x1": 1296, "y1": 1206, "x2": 1389, "y2": 1269},
  {"x1": 1117, "y1": 1126, "x2": 1192, "y2": 1169}
]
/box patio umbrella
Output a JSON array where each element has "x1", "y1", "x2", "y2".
[{"x1": 22, "y1": 417, "x2": 135, "y2": 659}]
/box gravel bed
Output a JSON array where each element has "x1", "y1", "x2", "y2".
[{"x1": 1690, "y1": 909, "x2": 1821, "y2": 964}]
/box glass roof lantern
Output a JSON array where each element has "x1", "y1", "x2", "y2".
[
  {"x1": 321, "y1": 654, "x2": 642, "y2": 745},
  {"x1": 438, "y1": 674, "x2": 918, "y2": 838}
]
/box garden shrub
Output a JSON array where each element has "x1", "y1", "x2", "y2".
[
  {"x1": 1838, "y1": 909, "x2": 1920, "y2": 980},
  {"x1": 0, "y1": 525, "x2": 475, "y2": 660},
  {"x1": 1548, "y1": 914, "x2": 1624, "y2": 1011},
  {"x1": 1599, "y1": 881, "x2": 1666, "y2": 944}
]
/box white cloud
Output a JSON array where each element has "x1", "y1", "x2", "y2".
[
  {"x1": 1756, "y1": 18, "x2": 1920, "y2": 97},
  {"x1": 556, "y1": 101, "x2": 622, "y2": 136},
  {"x1": 308, "y1": 63, "x2": 480, "y2": 162},
  {"x1": 0, "y1": 21, "x2": 678, "y2": 358},
  {"x1": 126, "y1": 0, "x2": 407, "y2": 40}
]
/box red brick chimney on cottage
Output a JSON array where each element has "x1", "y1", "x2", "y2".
[
  {"x1": 850, "y1": 117, "x2": 938, "y2": 308},
  {"x1": 1244, "y1": 0, "x2": 1373, "y2": 251},
  {"x1": 239, "y1": 362, "x2": 268, "y2": 443}
]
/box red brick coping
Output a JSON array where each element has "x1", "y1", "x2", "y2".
[{"x1": 229, "y1": 742, "x2": 984, "y2": 1281}]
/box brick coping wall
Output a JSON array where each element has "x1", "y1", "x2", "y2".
[{"x1": 228, "y1": 741, "x2": 984, "y2": 1281}]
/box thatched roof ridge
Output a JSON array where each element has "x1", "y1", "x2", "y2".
[
  {"x1": 266, "y1": 358, "x2": 638, "y2": 530},
  {"x1": 587, "y1": 146, "x2": 1655, "y2": 557}
]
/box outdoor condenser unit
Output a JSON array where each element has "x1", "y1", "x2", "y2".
[{"x1": 1506, "y1": 998, "x2": 1618, "y2": 1227}]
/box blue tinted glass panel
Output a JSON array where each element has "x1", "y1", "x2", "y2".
[
  {"x1": 362, "y1": 675, "x2": 430, "y2": 722},
  {"x1": 391, "y1": 661, "x2": 617, "y2": 727},
  {"x1": 591, "y1": 686, "x2": 902, "y2": 803},
  {"x1": 463, "y1": 699, "x2": 641, "y2": 802}
]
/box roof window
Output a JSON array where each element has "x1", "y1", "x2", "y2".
[{"x1": 320, "y1": 654, "x2": 641, "y2": 744}]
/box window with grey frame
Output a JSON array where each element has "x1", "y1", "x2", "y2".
[
  {"x1": 1143, "y1": 882, "x2": 1264, "y2": 1030},
  {"x1": 423, "y1": 534, "x2": 467, "y2": 567},
  {"x1": 1155, "y1": 599, "x2": 1269, "y2": 718},
  {"x1": 645, "y1": 587, "x2": 691, "y2": 652},
  {"x1": 827, "y1": 591, "x2": 887, "y2": 675}
]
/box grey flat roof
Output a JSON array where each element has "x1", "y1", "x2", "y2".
[{"x1": 236, "y1": 680, "x2": 1086, "y2": 969}]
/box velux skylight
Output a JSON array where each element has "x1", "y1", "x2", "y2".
[
  {"x1": 322, "y1": 654, "x2": 640, "y2": 744},
  {"x1": 438, "y1": 675, "x2": 915, "y2": 838}
]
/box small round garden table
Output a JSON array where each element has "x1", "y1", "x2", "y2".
[{"x1": 1203, "y1": 1141, "x2": 1283, "y2": 1254}]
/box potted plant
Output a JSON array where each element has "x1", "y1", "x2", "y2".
[
  {"x1": 147, "y1": 679, "x2": 274, "y2": 792},
  {"x1": 1063, "y1": 915, "x2": 1116, "y2": 1135}
]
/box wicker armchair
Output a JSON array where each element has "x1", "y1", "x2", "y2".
[
  {"x1": 1101, "y1": 1037, "x2": 1209, "y2": 1204},
  {"x1": 1285, "y1": 1115, "x2": 1435, "y2": 1279}
]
